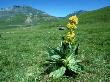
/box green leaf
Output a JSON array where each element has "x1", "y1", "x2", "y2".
[
  {"x1": 67, "y1": 54, "x2": 82, "y2": 73},
  {"x1": 48, "y1": 48, "x2": 61, "y2": 56},
  {"x1": 68, "y1": 58, "x2": 81, "y2": 65},
  {"x1": 67, "y1": 54, "x2": 76, "y2": 64},
  {"x1": 49, "y1": 66, "x2": 66, "y2": 78},
  {"x1": 51, "y1": 55, "x2": 61, "y2": 60},
  {"x1": 73, "y1": 44, "x2": 79, "y2": 55},
  {"x1": 68, "y1": 64, "x2": 82, "y2": 73},
  {"x1": 47, "y1": 55, "x2": 61, "y2": 62}
]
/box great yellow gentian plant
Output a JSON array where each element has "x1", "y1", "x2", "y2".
[{"x1": 45, "y1": 15, "x2": 83, "y2": 79}]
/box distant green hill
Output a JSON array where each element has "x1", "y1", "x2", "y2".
[
  {"x1": 57, "y1": 6, "x2": 110, "y2": 26},
  {"x1": 79, "y1": 6, "x2": 110, "y2": 24}
]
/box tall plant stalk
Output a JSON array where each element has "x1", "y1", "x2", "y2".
[{"x1": 45, "y1": 15, "x2": 83, "y2": 79}]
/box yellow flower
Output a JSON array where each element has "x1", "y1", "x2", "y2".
[
  {"x1": 67, "y1": 23, "x2": 77, "y2": 29},
  {"x1": 66, "y1": 31, "x2": 75, "y2": 38},
  {"x1": 69, "y1": 15, "x2": 78, "y2": 24},
  {"x1": 64, "y1": 32, "x2": 75, "y2": 43},
  {"x1": 64, "y1": 15, "x2": 78, "y2": 44}
]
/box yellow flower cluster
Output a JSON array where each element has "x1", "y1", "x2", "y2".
[
  {"x1": 64, "y1": 15, "x2": 78, "y2": 44},
  {"x1": 69, "y1": 15, "x2": 78, "y2": 24},
  {"x1": 64, "y1": 31, "x2": 75, "y2": 43},
  {"x1": 67, "y1": 15, "x2": 78, "y2": 29},
  {"x1": 67, "y1": 23, "x2": 77, "y2": 29}
]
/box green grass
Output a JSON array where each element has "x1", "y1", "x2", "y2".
[
  {"x1": 0, "y1": 21, "x2": 110, "y2": 82},
  {"x1": 0, "y1": 6, "x2": 110, "y2": 82}
]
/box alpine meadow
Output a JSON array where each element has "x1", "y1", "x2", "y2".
[{"x1": 0, "y1": 5, "x2": 110, "y2": 82}]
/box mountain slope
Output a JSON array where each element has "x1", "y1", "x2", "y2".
[
  {"x1": 79, "y1": 6, "x2": 110, "y2": 24},
  {"x1": 66, "y1": 10, "x2": 87, "y2": 17},
  {"x1": 0, "y1": 6, "x2": 57, "y2": 25},
  {"x1": 59, "y1": 6, "x2": 110, "y2": 26}
]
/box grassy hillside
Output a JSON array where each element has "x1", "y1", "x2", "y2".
[
  {"x1": 59, "y1": 6, "x2": 110, "y2": 25},
  {"x1": 0, "y1": 6, "x2": 110, "y2": 82},
  {"x1": 79, "y1": 6, "x2": 110, "y2": 24}
]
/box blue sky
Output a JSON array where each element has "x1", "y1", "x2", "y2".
[{"x1": 0, "y1": 0, "x2": 110, "y2": 17}]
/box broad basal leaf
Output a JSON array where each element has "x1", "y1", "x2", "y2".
[
  {"x1": 68, "y1": 64, "x2": 82, "y2": 73},
  {"x1": 47, "y1": 55, "x2": 61, "y2": 62},
  {"x1": 49, "y1": 66, "x2": 66, "y2": 78},
  {"x1": 67, "y1": 54, "x2": 76, "y2": 64},
  {"x1": 51, "y1": 55, "x2": 61, "y2": 60}
]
